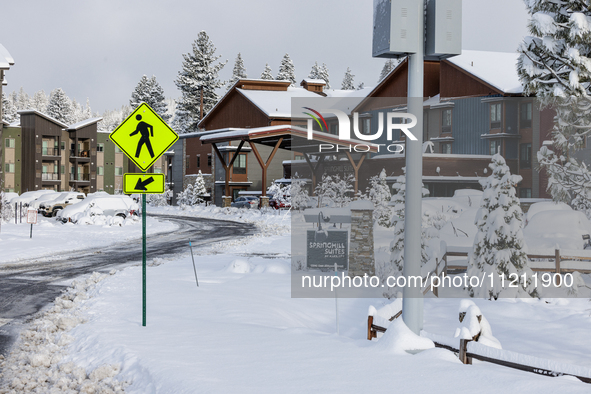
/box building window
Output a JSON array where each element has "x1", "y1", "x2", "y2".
[
  {"x1": 441, "y1": 109, "x2": 452, "y2": 133},
  {"x1": 441, "y1": 142, "x2": 452, "y2": 154},
  {"x1": 115, "y1": 145, "x2": 122, "y2": 153},
  {"x1": 4, "y1": 163, "x2": 15, "y2": 173},
  {"x1": 360, "y1": 117, "x2": 371, "y2": 135},
  {"x1": 196, "y1": 155, "x2": 201, "y2": 168},
  {"x1": 61, "y1": 141, "x2": 66, "y2": 150},
  {"x1": 520, "y1": 143, "x2": 532, "y2": 169},
  {"x1": 519, "y1": 188, "x2": 532, "y2": 199},
  {"x1": 154, "y1": 167, "x2": 163, "y2": 174},
  {"x1": 490, "y1": 139, "x2": 502, "y2": 155},
  {"x1": 520, "y1": 102, "x2": 532, "y2": 128},
  {"x1": 61, "y1": 165, "x2": 65, "y2": 174},
  {"x1": 97, "y1": 143, "x2": 104, "y2": 152},
  {"x1": 185, "y1": 155, "x2": 190, "y2": 170},
  {"x1": 115, "y1": 167, "x2": 123, "y2": 176},
  {"x1": 329, "y1": 123, "x2": 338, "y2": 135},
  {"x1": 5, "y1": 138, "x2": 15, "y2": 148},
  {"x1": 233, "y1": 153, "x2": 246, "y2": 174},
  {"x1": 97, "y1": 166, "x2": 104, "y2": 176},
  {"x1": 207, "y1": 154, "x2": 212, "y2": 167},
  {"x1": 490, "y1": 103, "x2": 502, "y2": 129}
]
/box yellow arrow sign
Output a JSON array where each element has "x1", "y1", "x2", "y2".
[
  {"x1": 110, "y1": 103, "x2": 178, "y2": 172},
  {"x1": 123, "y1": 173, "x2": 166, "y2": 194}
]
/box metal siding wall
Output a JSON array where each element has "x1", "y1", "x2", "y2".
[{"x1": 451, "y1": 97, "x2": 489, "y2": 155}]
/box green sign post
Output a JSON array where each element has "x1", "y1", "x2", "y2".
[{"x1": 109, "y1": 102, "x2": 178, "y2": 327}]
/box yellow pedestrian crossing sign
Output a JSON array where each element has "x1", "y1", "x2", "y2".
[
  {"x1": 110, "y1": 102, "x2": 178, "y2": 172},
  {"x1": 124, "y1": 173, "x2": 165, "y2": 194}
]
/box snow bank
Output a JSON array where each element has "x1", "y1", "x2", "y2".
[
  {"x1": 375, "y1": 319, "x2": 435, "y2": 354},
  {"x1": 0, "y1": 272, "x2": 128, "y2": 393}
]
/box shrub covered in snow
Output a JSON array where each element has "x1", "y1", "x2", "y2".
[{"x1": 367, "y1": 168, "x2": 392, "y2": 227}]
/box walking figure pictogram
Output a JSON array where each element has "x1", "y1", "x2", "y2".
[{"x1": 130, "y1": 115, "x2": 154, "y2": 158}]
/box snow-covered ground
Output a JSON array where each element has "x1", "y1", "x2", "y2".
[
  {"x1": 1, "y1": 204, "x2": 591, "y2": 393},
  {"x1": 0, "y1": 215, "x2": 177, "y2": 266}
]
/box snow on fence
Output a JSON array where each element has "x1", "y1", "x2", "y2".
[
  {"x1": 441, "y1": 247, "x2": 591, "y2": 275},
  {"x1": 368, "y1": 308, "x2": 591, "y2": 384}
]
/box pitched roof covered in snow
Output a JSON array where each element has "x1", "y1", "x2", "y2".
[
  {"x1": 17, "y1": 109, "x2": 68, "y2": 128},
  {"x1": 66, "y1": 117, "x2": 103, "y2": 131},
  {"x1": 0, "y1": 43, "x2": 14, "y2": 70},
  {"x1": 446, "y1": 50, "x2": 523, "y2": 94}
]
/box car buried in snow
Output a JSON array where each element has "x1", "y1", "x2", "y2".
[
  {"x1": 231, "y1": 196, "x2": 259, "y2": 209},
  {"x1": 56, "y1": 194, "x2": 139, "y2": 224}
]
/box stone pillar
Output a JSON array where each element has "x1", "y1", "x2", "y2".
[
  {"x1": 348, "y1": 200, "x2": 375, "y2": 277},
  {"x1": 260, "y1": 196, "x2": 269, "y2": 208},
  {"x1": 222, "y1": 196, "x2": 232, "y2": 208}
]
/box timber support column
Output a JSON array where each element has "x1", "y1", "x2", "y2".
[{"x1": 222, "y1": 196, "x2": 232, "y2": 207}]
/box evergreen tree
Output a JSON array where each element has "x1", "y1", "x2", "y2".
[
  {"x1": 47, "y1": 88, "x2": 74, "y2": 124},
  {"x1": 2, "y1": 93, "x2": 17, "y2": 123},
  {"x1": 318, "y1": 63, "x2": 330, "y2": 89},
  {"x1": 466, "y1": 154, "x2": 538, "y2": 299},
  {"x1": 276, "y1": 53, "x2": 296, "y2": 86},
  {"x1": 341, "y1": 67, "x2": 355, "y2": 90},
  {"x1": 368, "y1": 169, "x2": 392, "y2": 227},
  {"x1": 260, "y1": 63, "x2": 274, "y2": 80},
  {"x1": 227, "y1": 53, "x2": 248, "y2": 90},
  {"x1": 130, "y1": 75, "x2": 171, "y2": 122},
  {"x1": 332, "y1": 174, "x2": 353, "y2": 207},
  {"x1": 193, "y1": 170, "x2": 207, "y2": 203},
  {"x1": 308, "y1": 61, "x2": 321, "y2": 80},
  {"x1": 83, "y1": 98, "x2": 92, "y2": 120},
  {"x1": 517, "y1": 1, "x2": 591, "y2": 217},
  {"x1": 15, "y1": 87, "x2": 30, "y2": 110},
  {"x1": 70, "y1": 98, "x2": 83, "y2": 123},
  {"x1": 174, "y1": 31, "x2": 227, "y2": 133},
  {"x1": 31, "y1": 90, "x2": 49, "y2": 113},
  {"x1": 389, "y1": 168, "x2": 429, "y2": 273},
  {"x1": 378, "y1": 58, "x2": 400, "y2": 82},
  {"x1": 357, "y1": 82, "x2": 365, "y2": 90}
]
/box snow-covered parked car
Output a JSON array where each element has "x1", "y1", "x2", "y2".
[
  {"x1": 231, "y1": 196, "x2": 259, "y2": 209},
  {"x1": 525, "y1": 201, "x2": 572, "y2": 224},
  {"x1": 38, "y1": 192, "x2": 85, "y2": 217},
  {"x1": 57, "y1": 194, "x2": 139, "y2": 224},
  {"x1": 28, "y1": 192, "x2": 61, "y2": 209},
  {"x1": 524, "y1": 210, "x2": 591, "y2": 251},
  {"x1": 10, "y1": 190, "x2": 56, "y2": 207}
]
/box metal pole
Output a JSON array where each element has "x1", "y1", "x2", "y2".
[
  {"x1": 402, "y1": 0, "x2": 425, "y2": 335},
  {"x1": 142, "y1": 192, "x2": 147, "y2": 327},
  {"x1": 189, "y1": 239, "x2": 199, "y2": 287},
  {"x1": 334, "y1": 263, "x2": 339, "y2": 335}
]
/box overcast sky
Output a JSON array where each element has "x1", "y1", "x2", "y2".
[{"x1": 2, "y1": 0, "x2": 530, "y2": 114}]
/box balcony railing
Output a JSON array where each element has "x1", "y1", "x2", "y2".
[
  {"x1": 42, "y1": 147, "x2": 59, "y2": 156},
  {"x1": 70, "y1": 173, "x2": 90, "y2": 181},
  {"x1": 41, "y1": 173, "x2": 60, "y2": 181},
  {"x1": 70, "y1": 150, "x2": 91, "y2": 158}
]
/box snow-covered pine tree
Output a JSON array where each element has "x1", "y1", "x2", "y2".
[
  {"x1": 31, "y1": 90, "x2": 49, "y2": 113},
  {"x1": 0, "y1": 181, "x2": 14, "y2": 224},
  {"x1": 227, "y1": 53, "x2": 248, "y2": 90},
  {"x1": 2, "y1": 93, "x2": 17, "y2": 123},
  {"x1": 378, "y1": 59, "x2": 400, "y2": 82},
  {"x1": 260, "y1": 63, "x2": 273, "y2": 80},
  {"x1": 368, "y1": 169, "x2": 392, "y2": 227},
  {"x1": 83, "y1": 98, "x2": 92, "y2": 120},
  {"x1": 130, "y1": 75, "x2": 171, "y2": 122},
  {"x1": 192, "y1": 170, "x2": 207, "y2": 204},
  {"x1": 174, "y1": 31, "x2": 227, "y2": 133},
  {"x1": 389, "y1": 168, "x2": 429, "y2": 272},
  {"x1": 70, "y1": 98, "x2": 83, "y2": 123},
  {"x1": 318, "y1": 63, "x2": 330, "y2": 89},
  {"x1": 466, "y1": 154, "x2": 538, "y2": 299},
  {"x1": 308, "y1": 62, "x2": 321, "y2": 80},
  {"x1": 341, "y1": 67, "x2": 355, "y2": 90},
  {"x1": 517, "y1": 1, "x2": 591, "y2": 216},
  {"x1": 177, "y1": 183, "x2": 194, "y2": 208},
  {"x1": 276, "y1": 53, "x2": 296, "y2": 86},
  {"x1": 16, "y1": 87, "x2": 30, "y2": 111},
  {"x1": 47, "y1": 88, "x2": 74, "y2": 124}
]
